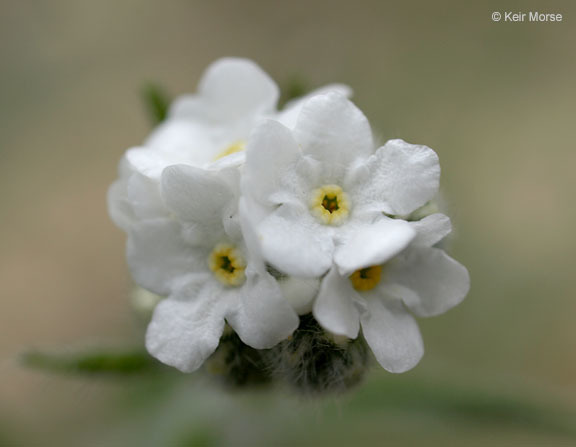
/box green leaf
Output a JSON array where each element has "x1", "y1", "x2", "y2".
[
  {"x1": 20, "y1": 348, "x2": 162, "y2": 376},
  {"x1": 177, "y1": 427, "x2": 220, "y2": 447},
  {"x1": 141, "y1": 83, "x2": 170, "y2": 125}
]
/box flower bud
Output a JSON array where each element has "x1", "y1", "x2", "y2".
[{"x1": 204, "y1": 326, "x2": 273, "y2": 389}]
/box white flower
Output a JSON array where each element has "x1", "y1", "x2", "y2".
[
  {"x1": 128, "y1": 164, "x2": 299, "y2": 372},
  {"x1": 127, "y1": 58, "x2": 279, "y2": 179},
  {"x1": 242, "y1": 92, "x2": 441, "y2": 278},
  {"x1": 108, "y1": 57, "x2": 470, "y2": 381},
  {"x1": 313, "y1": 217, "x2": 470, "y2": 373},
  {"x1": 108, "y1": 57, "x2": 351, "y2": 231}
]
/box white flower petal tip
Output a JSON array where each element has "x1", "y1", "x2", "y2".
[
  {"x1": 370, "y1": 139, "x2": 441, "y2": 216},
  {"x1": 295, "y1": 92, "x2": 374, "y2": 163},
  {"x1": 277, "y1": 83, "x2": 353, "y2": 129},
  {"x1": 126, "y1": 219, "x2": 196, "y2": 296},
  {"x1": 315, "y1": 83, "x2": 353, "y2": 99},
  {"x1": 361, "y1": 299, "x2": 424, "y2": 373},
  {"x1": 170, "y1": 58, "x2": 279, "y2": 122},
  {"x1": 335, "y1": 219, "x2": 416, "y2": 276},
  {"x1": 410, "y1": 213, "x2": 452, "y2": 247},
  {"x1": 388, "y1": 246, "x2": 470, "y2": 317},
  {"x1": 145, "y1": 296, "x2": 225, "y2": 373},
  {"x1": 201, "y1": 58, "x2": 278, "y2": 102}
]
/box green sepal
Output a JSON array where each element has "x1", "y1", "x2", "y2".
[
  {"x1": 141, "y1": 83, "x2": 170, "y2": 125},
  {"x1": 278, "y1": 76, "x2": 309, "y2": 109}
]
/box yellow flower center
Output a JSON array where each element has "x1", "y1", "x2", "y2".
[
  {"x1": 310, "y1": 184, "x2": 350, "y2": 225},
  {"x1": 208, "y1": 244, "x2": 246, "y2": 287},
  {"x1": 349, "y1": 265, "x2": 383, "y2": 291},
  {"x1": 214, "y1": 140, "x2": 246, "y2": 160}
]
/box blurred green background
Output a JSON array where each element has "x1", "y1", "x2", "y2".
[{"x1": 2, "y1": 0, "x2": 576, "y2": 445}]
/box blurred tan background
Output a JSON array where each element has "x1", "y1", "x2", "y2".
[{"x1": 1, "y1": 0, "x2": 576, "y2": 445}]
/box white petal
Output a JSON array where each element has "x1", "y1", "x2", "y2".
[
  {"x1": 243, "y1": 119, "x2": 302, "y2": 206},
  {"x1": 107, "y1": 177, "x2": 134, "y2": 231},
  {"x1": 146, "y1": 280, "x2": 226, "y2": 373},
  {"x1": 108, "y1": 157, "x2": 137, "y2": 231},
  {"x1": 352, "y1": 139, "x2": 440, "y2": 216},
  {"x1": 145, "y1": 119, "x2": 216, "y2": 166},
  {"x1": 277, "y1": 83, "x2": 353, "y2": 129},
  {"x1": 127, "y1": 219, "x2": 205, "y2": 295},
  {"x1": 126, "y1": 172, "x2": 166, "y2": 221},
  {"x1": 313, "y1": 267, "x2": 360, "y2": 338},
  {"x1": 361, "y1": 297, "x2": 424, "y2": 373},
  {"x1": 294, "y1": 93, "x2": 373, "y2": 174},
  {"x1": 238, "y1": 197, "x2": 267, "y2": 266},
  {"x1": 278, "y1": 276, "x2": 320, "y2": 315},
  {"x1": 410, "y1": 213, "x2": 452, "y2": 246},
  {"x1": 161, "y1": 164, "x2": 238, "y2": 224},
  {"x1": 125, "y1": 146, "x2": 185, "y2": 179},
  {"x1": 206, "y1": 151, "x2": 246, "y2": 171},
  {"x1": 386, "y1": 246, "x2": 470, "y2": 317},
  {"x1": 334, "y1": 218, "x2": 416, "y2": 276},
  {"x1": 226, "y1": 273, "x2": 299, "y2": 349},
  {"x1": 173, "y1": 58, "x2": 279, "y2": 123},
  {"x1": 258, "y1": 202, "x2": 334, "y2": 277}
]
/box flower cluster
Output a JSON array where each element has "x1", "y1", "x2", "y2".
[{"x1": 109, "y1": 58, "x2": 469, "y2": 392}]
